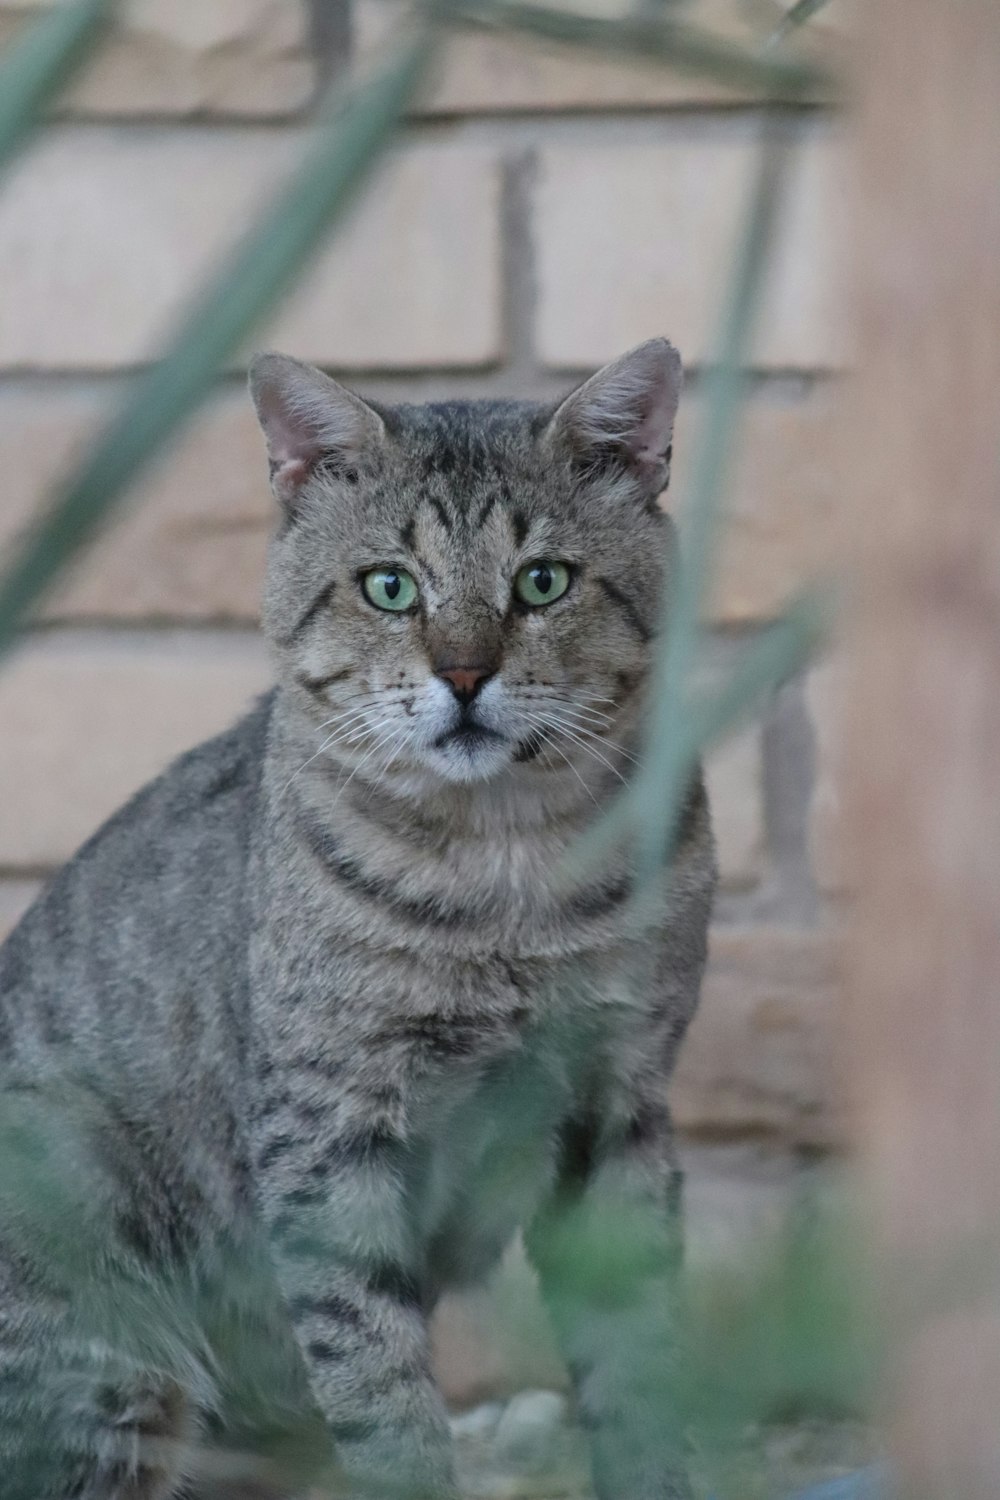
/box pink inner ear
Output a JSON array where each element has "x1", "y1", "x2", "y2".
[
  {"x1": 258, "y1": 383, "x2": 327, "y2": 501},
  {"x1": 630, "y1": 386, "x2": 677, "y2": 467},
  {"x1": 262, "y1": 397, "x2": 322, "y2": 469},
  {"x1": 272, "y1": 457, "x2": 312, "y2": 504}
]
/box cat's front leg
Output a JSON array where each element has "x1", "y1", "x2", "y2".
[
  {"x1": 526, "y1": 1100, "x2": 692, "y2": 1500},
  {"x1": 255, "y1": 1123, "x2": 457, "y2": 1500}
]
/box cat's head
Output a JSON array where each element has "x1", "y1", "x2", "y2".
[{"x1": 250, "y1": 340, "x2": 682, "y2": 787}]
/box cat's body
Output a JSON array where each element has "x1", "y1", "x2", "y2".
[{"x1": 0, "y1": 342, "x2": 715, "y2": 1500}]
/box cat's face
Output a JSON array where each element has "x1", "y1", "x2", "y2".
[{"x1": 253, "y1": 342, "x2": 681, "y2": 788}]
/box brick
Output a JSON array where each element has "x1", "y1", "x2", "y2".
[
  {"x1": 0, "y1": 881, "x2": 40, "y2": 942},
  {"x1": 358, "y1": 0, "x2": 845, "y2": 115},
  {"x1": 0, "y1": 0, "x2": 316, "y2": 117},
  {"x1": 0, "y1": 389, "x2": 274, "y2": 622},
  {"x1": 0, "y1": 131, "x2": 503, "y2": 370},
  {"x1": 535, "y1": 129, "x2": 849, "y2": 370},
  {"x1": 672, "y1": 385, "x2": 840, "y2": 623},
  {"x1": 0, "y1": 632, "x2": 271, "y2": 870},
  {"x1": 671, "y1": 926, "x2": 843, "y2": 1145},
  {"x1": 705, "y1": 725, "x2": 766, "y2": 890}
]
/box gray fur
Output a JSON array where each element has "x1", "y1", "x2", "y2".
[{"x1": 0, "y1": 339, "x2": 715, "y2": 1499}]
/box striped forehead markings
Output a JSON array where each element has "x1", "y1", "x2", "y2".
[
  {"x1": 426, "y1": 494, "x2": 454, "y2": 536},
  {"x1": 596, "y1": 575, "x2": 652, "y2": 644},
  {"x1": 280, "y1": 579, "x2": 337, "y2": 650},
  {"x1": 399, "y1": 516, "x2": 417, "y2": 552}
]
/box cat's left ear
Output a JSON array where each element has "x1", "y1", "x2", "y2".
[{"x1": 544, "y1": 338, "x2": 683, "y2": 499}]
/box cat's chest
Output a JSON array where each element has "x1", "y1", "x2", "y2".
[
  {"x1": 260, "y1": 806, "x2": 635, "y2": 967},
  {"x1": 411, "y1": 1019, "x2": 581, "y2": 1288}
]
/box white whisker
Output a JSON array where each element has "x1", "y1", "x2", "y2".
[
  {"x1": 518, "y1": 718, "x2": 601, "y2": 808},
  {"x1": 564, "y1": 728, "x2": 638, "y2": 768},
  {"x1": 372, "y1": 726, "x2": 419, "y2": 789},
  {"x1": 312, "y1": 687, "x2": 415, "y2": 735},
  {"x1": 542, "y1": 706, "x2": 640, "y2": 766},
  {"x1": 550, "y1": 724, "x2": 633, "y2": 786},
  {"x1": 313, "y1": 705, "x2": 378, "y2": 738},
  {"x1": 279, "y1": 713, "x2": 380, "y2": 795},
  {"x1": 521, "y1": 692, "x2": 617, "y2": 729},
  {"x1": 520, "y1": 709, "x2": 631, "y2": 788},
  {"x1": 328, "y1": 724, "x2": 408, "y2": 812},
  {"x1": 545, "y1": 699, "x2": 616, "y2": 729}
]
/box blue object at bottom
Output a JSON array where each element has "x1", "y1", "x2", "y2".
[
  {"x1": 789, "y1": 1466, "x2": 887, "y2": 1499},
  {"x1": 709, "y1": 1466, "x2": 887, "y2": 1500}
]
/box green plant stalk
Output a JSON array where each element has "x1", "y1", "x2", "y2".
[
  {"x1": 633, "y1": 128, "x2": 792, "y2": 888},
  {"x1": 446, "y1": 0, "x2": 828, "y2": 96},
  {"x1": 767, "y1": 0, "x2": 833, "y2": 48},
  {"x1": 565, "y1": 589, "x2": 825, "y2": 880},
  {"x1": 652, "y1": 595, "x2": 827, "y2": 883},
  {"x1": 683, "y1": 592, "x2": 827, "y2": 766},
  {"x1": 562, "y1": 123, "x2": 793, "y2": 889},
  {"x1": 0, "y1": 26, "x2": 433, "y2": 660},
  {"x1": 0, "y1": 0, "x2": 116, "y2": 186}
]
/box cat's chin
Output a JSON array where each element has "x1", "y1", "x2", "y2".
[{"x1": 421, "y1": 738, "x2": 514, "y2": 785}]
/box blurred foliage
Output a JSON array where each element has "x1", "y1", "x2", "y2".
[
  {"x1": 0, "y1": 0, "x2": 115, "y2": 185},
  {"x1": 0, "y1": 1084, "x2": 877, "y2": 1497},
  {"x1": 0, "y1": 21, "x2": 432, "y2": 658},
  {"x1": 0, "y1": 1, "x2": 856, "y2": 1496},
  {"x1": 767, "y1": 0, "x2": 834, "y2": 47},
  {"x1": 444, "y1": 0, "x2": 828, "y2": 95}
]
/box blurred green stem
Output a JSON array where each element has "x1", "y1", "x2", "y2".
[
  {"x1": 447, "y1": 0, "x2": 827, "y2": 95},
  {"x1": 0, "y1": 0, "x2": 116, "y2": 186},
  {"x1": 0, "y1": 26, "x2": 433, "y2": 659},
  {"x1": 633, "y1": 121, "x2": 793, "y2": 887},
  {"x1": 565, "y1": 589, "x2": 825, "y2": 881},
  {"x1": 766, "y1": 0, "x2": 833, "y2": 49},
  {"x1": 563, "y1": 120, "x2": 799, "y2": 888}
]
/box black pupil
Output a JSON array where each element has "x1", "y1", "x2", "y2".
[
  {"x1": 531, "y1": 565, "x2": 553, "y2": 595},
  {"x1": 383, "y1": 573, "x2": 401, "y2": 601}
]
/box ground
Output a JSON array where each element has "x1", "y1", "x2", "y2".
[{"x1": 438, "y1": 1143, "x2": 875, "y2": 1500}]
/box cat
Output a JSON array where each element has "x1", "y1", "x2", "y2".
[{"x1": 0, "y1": 337, "x2": 716, "y2": 1500}]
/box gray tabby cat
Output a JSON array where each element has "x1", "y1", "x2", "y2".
[{"x1": 0, "y1": 337, "x2": 715, "y2": 1500}]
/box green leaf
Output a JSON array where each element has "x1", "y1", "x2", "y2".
[
  {"x1": 445, "y1": 0, "x2": 828, "y2": 96},
  {"x1": 633, "y1": 127, "x2": 794, "y2": 886},
  {"x1": 565, "y1": 589, "x2": 827, "y2": 881},
  {"x1": 767, "y1": 0, "x2": 834, "y2": 49},
  {"x1": 688, "y1": 590, "x2": 828, "y2": 749},
  {"x1": 0, "y1": 25, "x2": 432, "y2": 660},
  {"x1": 563, "y1": 123, "x2": 809, "y2": 888},
  {"x1": 0, "y1": 0, "x2": 115, "y2": 186}
]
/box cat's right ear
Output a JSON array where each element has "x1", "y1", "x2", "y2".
[
  {"x1": 249, "y1": 352, "x2": 385, "y2": 510},
  {"x1": 544, "y1": 338, "x2": 683, "y2": 500}
]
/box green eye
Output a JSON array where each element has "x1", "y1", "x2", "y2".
[
  {"x1": 514, "y1": 560, "x2": 571, "y2": 608},
  {"x1": 362, "y1": 567, "x2": 418, "y2": 613}
]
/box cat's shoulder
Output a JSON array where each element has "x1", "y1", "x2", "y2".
[
  {"x1": 2, "y1": 691, "x2": 275, "y2": 954},
  {"x1": 86, "y1": 688, "x2": 273, "y2": 848}
]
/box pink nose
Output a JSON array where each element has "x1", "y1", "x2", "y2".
[{"x1": 437, "y1": 665, "x2": 494, "y2": 702}]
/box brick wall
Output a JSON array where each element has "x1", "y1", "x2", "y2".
[{"x1": 0, "y1": 0, "x2": 847, "y2": 1146}]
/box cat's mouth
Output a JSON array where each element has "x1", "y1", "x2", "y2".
[
  {"x1": 426, "y1": 709, "x2": 516, "y2": 782},
  {"x1": 433, "y1": 719, "x2": 506, "y2": 751}
]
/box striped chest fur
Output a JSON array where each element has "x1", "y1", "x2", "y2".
[{"x1": 246, "y1": 704, "x2": 676, "y2": 1294}]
